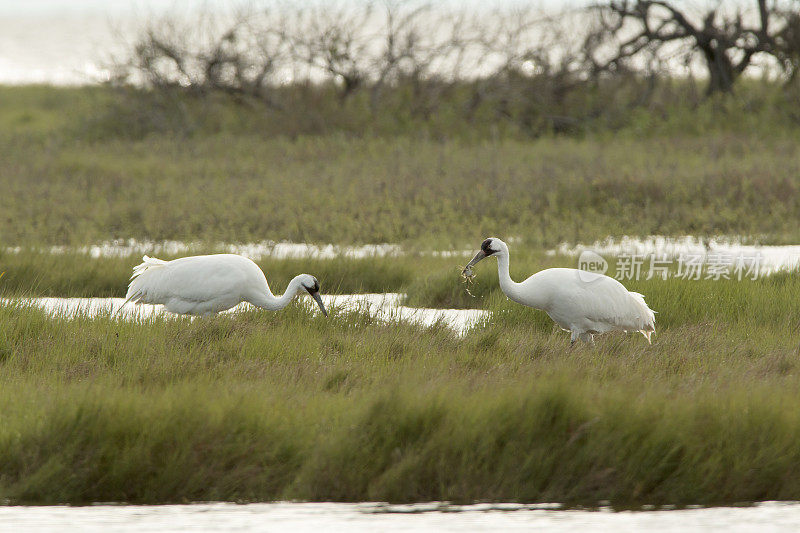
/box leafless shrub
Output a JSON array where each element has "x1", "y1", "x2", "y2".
[
  {"x1": 773, "y1": 1, "x2": 800, "y2": 83},
  {"x1": 112, "y1": 1, "x2": 570, "y2": 101},
  {"x1": 105, "y1": 0, "x2": 800, "y2": 137},
  {"x1": 589, "y1": 1, "x2": 799, "y2": 95},
  {"x1": 112, "y1": 7, "x2": 292, "y2": 105}
]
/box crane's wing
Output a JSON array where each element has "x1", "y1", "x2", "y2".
[
  {"x1": 123, "y1": 255, "x2": 258, "y2": 308},
  {"x1": 578, "y1": 277, "x2": 656, "y2": 332},
  {"x1": 552, "y1": 273, "x2": 656, "y2": 335}
]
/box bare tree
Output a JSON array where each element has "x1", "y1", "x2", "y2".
[
  {"x1": 368, "y1": 1, "x2": 444, "y2": 110},
  {"x1": 110, "y1": 0, "x2": 792, "y2": 138},
  {"x1": 773, "y1": 1, "x2": 800, "y2": 82},
  {"x1": 371, "y1": 2, "x2": 485, "y2": 117},
  {"x1": 593, "y1": 0, "x2": 792, "y2": 94},
  {"x1": 279, "y1": 2, "x2": 377, "y2": 100},
  {"x1": 113, "y1": 8, "x2": 291, "y2": 105}
]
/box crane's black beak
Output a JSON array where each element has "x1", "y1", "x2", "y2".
[
  {"x1": 309, "y1": 291, "x2": 328, "y2": 317},
  {"x1": 465, "y1": 249, "x2": 487, "y2": 270}
]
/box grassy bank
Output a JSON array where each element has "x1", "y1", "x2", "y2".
[
  {"x1": 0, "y1": 246, "x2": 611, "y2": 304},
  {"x1": 3, "y1": 245, "x2": 794, "y2": 317},
  {"x1": 0, "y1": 245, "x2": 564, "y2": 302},
  {"x1": 2, "y1": 86, "x2": 800, "y2": 246},
  {"x1": 3, "y1": 132, "x2": 798, "y2": 246},
  {"x1": 4, "y1": 81, "x2": 800, "y2": 508},
  {"x1": 1, "y1": 269, "x2": 800, "y2": 505},
  {"x1": 0, "y1": 248, "x2": 422, "y2": 298}
]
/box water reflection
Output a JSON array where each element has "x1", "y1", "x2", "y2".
[
  {"x1": 1, "y1": 501, "x2": 799, "y2": 532},
  {"x1": 3, "y1": 294, "x2": 488, "y2": 335}
]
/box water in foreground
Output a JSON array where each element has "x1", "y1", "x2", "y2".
[
  {"x1": 5, "y1": 294, "x2": 488, "y2": 335},
  {"x1": 3, "y1": 502, "x2": 800, "y2": 532}
]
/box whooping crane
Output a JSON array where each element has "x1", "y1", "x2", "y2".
[
  {"x1": 120, "y1": 254, "x2": 328, "y2": 317},
  {"x1": 463, "y1": 238, "x2": 655, "y2": 344}
]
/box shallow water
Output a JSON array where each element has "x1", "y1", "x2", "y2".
[
  {"x1": 5, "y1": 294, "x2": 488, "y2": 335},
  {"x1": 7, "y1": 240, "x2": 406, "y2": 260},
  {"x1": 11, "y1": 236, "x2": 800, "y2": 271},
  {"x1": 2, "y1": 501, "x2": 800, "y2": 532},
  {"x1": 6, "y1": 239, "x2": 473, "y2": 260}
]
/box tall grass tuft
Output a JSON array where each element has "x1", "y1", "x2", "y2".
[{"x1": 1, "y1": 288, "x2": 800, "y2": 505}]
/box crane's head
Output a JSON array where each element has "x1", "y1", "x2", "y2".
[
  {"x1": 462, "y1": 237, "x2": 506, "y2": 276},
  {"x1": 298, "y1": 274, "x2": 328, "y2": 317}
]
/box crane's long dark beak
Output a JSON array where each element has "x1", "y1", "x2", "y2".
[
  {"x1": 465, "y1": 249, "x2": 487, "y2": 270},
  {"x1": 310, "y1": 291, "x2": 328, "y2": 317}
]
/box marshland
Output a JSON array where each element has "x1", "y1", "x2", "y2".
[{"x1": 3, "y1": 1, "x2": 800, "y2": 523}]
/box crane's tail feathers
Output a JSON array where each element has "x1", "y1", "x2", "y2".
[
  {"x1": 124, "y1": 255, "x2": 168, "y2": 309},
  {"x1": 130, "y1": 255, "x2": 168, "y2": 280},
  {"x1": 114, "y1": 289, "x2": 144, "y2": 318},
  {"x1": 628, "y1": 291, "x2": 656, "y2": 333}
]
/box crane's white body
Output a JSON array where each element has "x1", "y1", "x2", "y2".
[
  {"x1": 123, "y1": 254, "x2": 321, "y2": 316},
  {"x1": 468, "y1": 239, "x2": 655, "y2": 344}
]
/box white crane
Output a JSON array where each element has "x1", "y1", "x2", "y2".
[
  {"x1": 463, "y1": 238, "x2": 655, "y2": 344},
  {"x1": 120, "y1": 254, "x2": 327, "y2": 317}
]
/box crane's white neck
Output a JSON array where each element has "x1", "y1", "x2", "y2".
[
  {"x1": 250, "y1": 276, "x2": 305, "y2": 311},
  {"x1": 495, "y1": 249, "x2": 525, "y2": 304}
]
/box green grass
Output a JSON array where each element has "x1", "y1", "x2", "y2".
[
  {"x1": 4, "y1": 132, "x2": 799, "y2": 246},
  {"x1": 1, "y1": 270, "x2": 800, "y2": 505},
  {"x1": 0, "y1": 246, "x2": 561, "y2": 301},
  {"x1": 2, "y1": 85, "x2": 800, "y2": 246},
  {"x1": 3, "y1": 246, "x2": 799, "y2": 321},
  {"x1": 0, "y1": 245, "x2": 652, "y2": 305},
  {"x1": 0, "y1": 248, "x2": 422, "y2": 298},
  {"x1": 4, "y1": 83, "x2": 800, "y2": 507}
]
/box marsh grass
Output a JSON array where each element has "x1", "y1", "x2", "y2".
[
  {"x1": 3, "y1": 86, "x2": 800, "y2": 246},
  {"x1": 0, "y1": 248, "x2": 422, "y2": 297},
  {"x1": 0, "y1": 243, "x2": 585, "y2": 301},
  {"x1": 2, "y1": 269, "x2": 800, "y2": 505},
  {"x1": 5, "y1": 246, "x2": 800, "y2": 326},
  {"x1": 5, "y1": 84, "x2": 800, "y2": 506},
  {"x1": 0, "y1": 247, "x2": 496, "y2": 300}
]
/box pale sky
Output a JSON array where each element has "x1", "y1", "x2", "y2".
[
  {"x1": 0, "y1": 0, "x2": 591, "y2": 84},
  {"x1": 0, "y1": 1, "x2": 761, "y2": 85}
]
